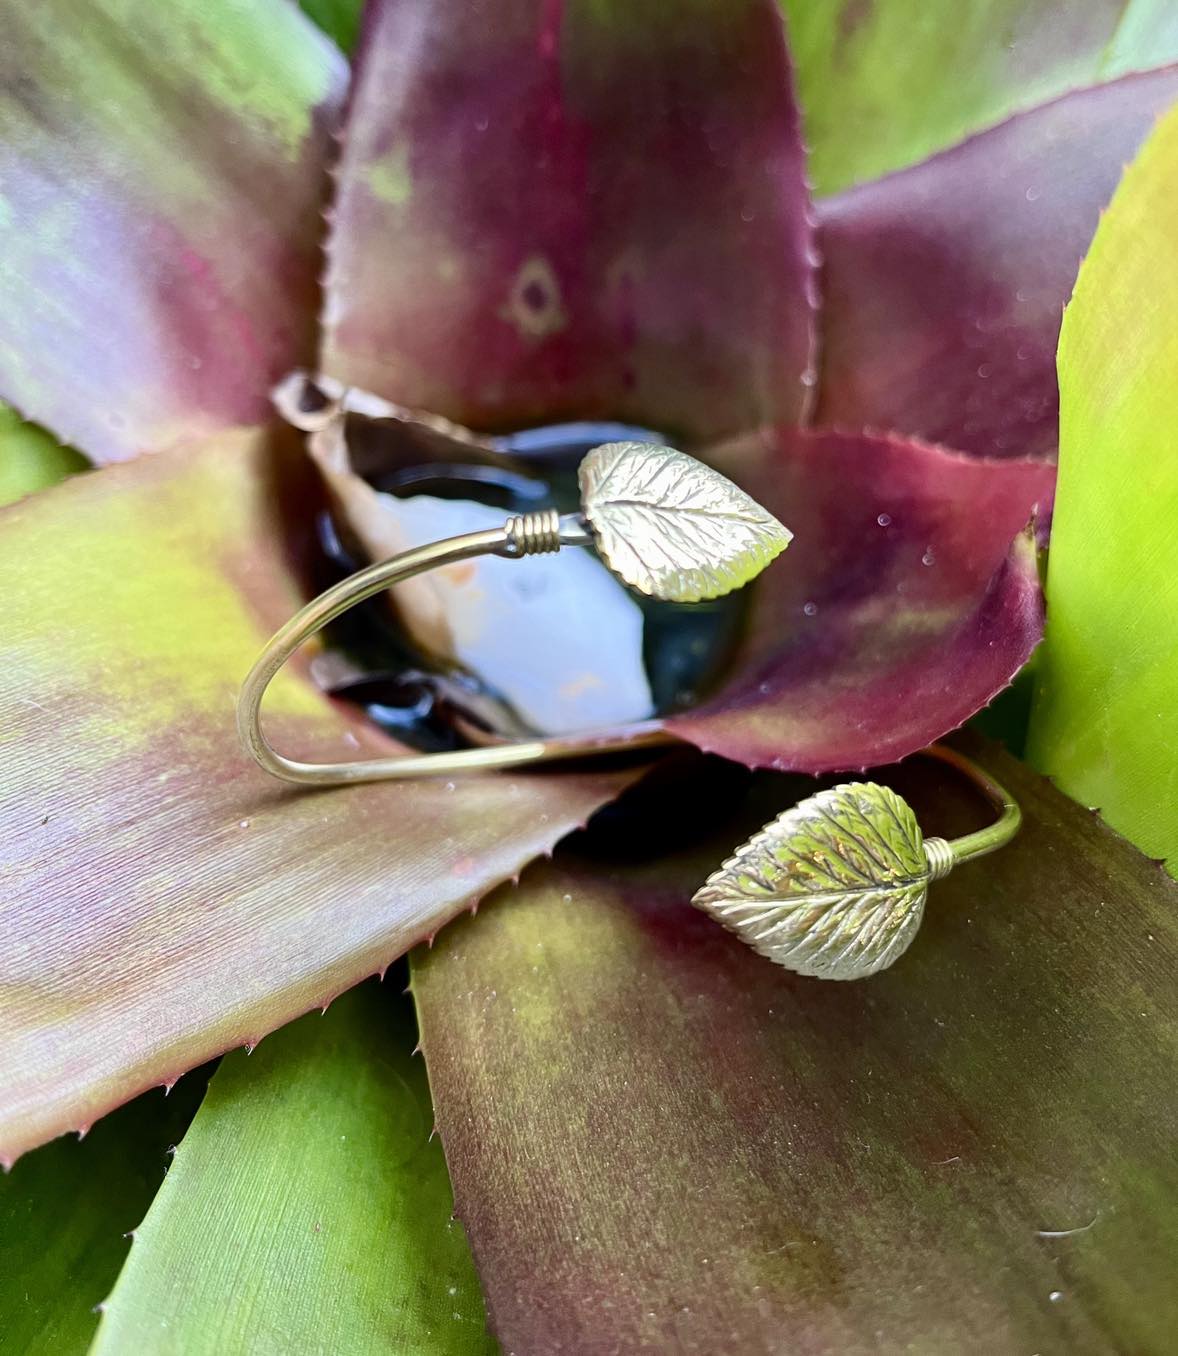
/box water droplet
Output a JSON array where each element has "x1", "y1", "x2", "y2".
[
  {"x1": 800, "y1": 369, "x2": 817, "y2": 387},
  {"x1": 561, "y1": 893, "x2": 573, "y2": 904},
  {"x1": 1025, "y1": 186, "x2": 1040, "y2": 203},
  {"x1": 802, "y1": 601, "x2": 818, "y2": 617},
  {"x1": 739, "y1": 206, "x2": 756, "y2": 223},
  {"x1": 238, "y1": 819, "x2": 250, "y2": 829},
  {"x1": 921, "y1": 550, "x2": 936, "y2": 567},
  {"x1": 475, "y1": 115, "x2": 489, "y2": 132},
  {"x1": 1049, "y1": 1290, "x2": 1063, "y2": 1303},
  {"x1": 977, "y1": 363, "x2": 993, "y2": 379},
  {"x1": 876, "y1": 512, "x2": 892, "y2": 527},
  {"x1": 445, "y1": 780, "x2": 455, "y2": 792}
]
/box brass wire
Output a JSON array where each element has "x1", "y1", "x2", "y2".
[{"x1": 237, "y1": 512, "x2": 1019, "y2": 876}]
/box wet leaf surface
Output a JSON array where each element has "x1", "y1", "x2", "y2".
[
  {"x1": 816, "y1": 67, "x2": 1178, "y2": 459},
  {"x1": 669, "y1": 427, "x2": 1054, "y2": 772}
]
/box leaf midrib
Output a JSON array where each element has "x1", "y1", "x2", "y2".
[{"x1": 595, "y1": 495, "x2": 766, "y2": 525}]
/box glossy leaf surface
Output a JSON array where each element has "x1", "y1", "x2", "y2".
[
  {"x1": 579, "y1": 441, "x2": 791, "y2": 603},
  {"x1": 322, "y1": 0, "x2": 816, "y2": 442},
  {"x1": 693, "y1": 781, "x2": 929, "y2": 979},
  {"x1": 0, "y1": 0, "x2": 345, "y2": 463},
  {"x1": 669, "y1": 427, "x2": 1054, "y2": 772},
  {"x1": 784, "y1": 0, "x2": 1178, "y2": 193},
  {"x1": 0, "y1": 1075, "x2": 208, "y2": 1353},
  {"x1": 816, "y1": 68, "x2": 1178, "y2": 459},
  {"x1": 1028, "y1": 101, "x2": 1178, "y2": 872},
  {"x1": 415, "y1": 738, "x2": 1178, "y2": 1353},
  {"x1": 0, "y1": 429, "x2": 636, "y2": 1162},
  {"x1": 92, "y1": 984, "x2": 495, "y2": 1356}
]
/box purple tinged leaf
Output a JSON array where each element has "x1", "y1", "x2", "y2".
[
  {"x1": 0, "y1": 429, "x2": 638, "y2": 1163},
  {"x1": 668, "y1": 427, "x2": 1054, "y2": 772},
  {"x1": 782, "y1": 0, "x2": 1178, "y2": 194},
  {"x1": 0, "y1": 0, "x2": 346, "y2": 464},
  {"x1": 414, "y1": 738, "x2": 1178, "y2": 1353},
  {"x1": 322, "y1": 0, "x2": 816, "y2": 442},
  {"x1": 815, "y1": 67, "x2": 1178, "y2": 459}
]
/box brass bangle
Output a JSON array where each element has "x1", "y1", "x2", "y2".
[
  {"x1": 237, "y1": 440, "x2": 792, "y2": 786},
  {"x1": 920, "y1": 743, "x2": 1021, "y2": 869},
  {"x1": 237, "y1": 432, "x2": 1020, "y2": 984},
  {"x1": 238, "y1": 430, "x2": 1020, "y2": 984}
]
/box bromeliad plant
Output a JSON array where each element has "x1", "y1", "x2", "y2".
[{"x1": 2, "y1": 0, "x2": 1178, "y2": 1350}]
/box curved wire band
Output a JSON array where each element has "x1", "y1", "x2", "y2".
[
  {"x1": 237, "y1": 511, "x2": 669, "y2": 786},
  {"x1": 920, "y1": 743, "x2": 1021, "y2": 873},
  {"x1": 238, "y1": 511, "x2": 1021, "y2": 873}
]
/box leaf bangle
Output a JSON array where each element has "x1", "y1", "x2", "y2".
[
  {"x1": 691, "y1": 744, "x2": 1021, "y2": 981},
  {"x1": 237, "y1": 441, "x2": 792, "y2": 786}
]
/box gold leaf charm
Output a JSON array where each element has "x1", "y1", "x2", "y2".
[
  {"x1": 578, "y1": 441, "x2": 792, "y2": 603},
  {"x1": 692, "y1": 783, "x2": 934, "y2": 980}
]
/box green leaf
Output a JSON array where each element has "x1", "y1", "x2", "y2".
[
  {"x1": 0, "y1": 1074, "x2": 208, "y2": 1354},
  {"x1": 1101, "y1": 1, "x2": 1178, "y2": 80},
  {"x1": 784, "y1": 0, "x2": 1178, "y2": 194},
  {"x1": 0, "y1": 406, "x2": 88, "y2": 508},
  {"x1": 415, "y1": 737, "x2": 1178, "y2": 1351},
  {"x1": 298, "y1": 0, "x2": 363, "y2": 51},
  {"x1": 1027, "y1": 101, "x2": 1178, "y2": 874},
  {"x1": 92, "y1": 982, "x2": 496, "y2": 1355}
]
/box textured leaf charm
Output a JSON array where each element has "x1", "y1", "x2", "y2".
[
  {"x1": 578, "y1": 442, "x2": 792, "y2": 602},
  {"x1": 692, "y1": 783, "x2": 932, "y2": 980}
]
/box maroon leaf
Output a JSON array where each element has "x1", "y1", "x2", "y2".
[
  {"x1": 322, "y1": 0, "x2": 816, "y2": 442},
  {"x1": 668, "y1": 427, "x2": 1054, "y2": 771},
  {"x1": 0, "y1": 428, "x2": 638, "y2": 1163},
  {"x1": 0, "y1": 0, "x2": 346, "y2": 464},
  {"x1": 414, "y1": 737, "x2": 1178, "y2": 1353},
  {"x1": 815, "y1": 67, "x2": 1178, "y2": 459}
]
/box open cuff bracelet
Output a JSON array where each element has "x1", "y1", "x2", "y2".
[{"x1": 238, "y1": 439, "x2": 1019, "y2": 981}]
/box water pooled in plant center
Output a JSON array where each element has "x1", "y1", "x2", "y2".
[{"x1": 315, "y1": 419, "x2": 748, "y2": 751}]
